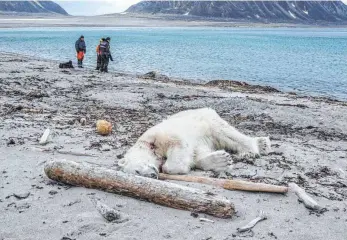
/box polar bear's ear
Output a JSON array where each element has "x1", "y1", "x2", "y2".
[{"x1": 149, "y1": 142, "x2": 155, "y2": 150}]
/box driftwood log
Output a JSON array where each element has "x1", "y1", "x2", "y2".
[
  {"x1": 159, "y1": 174, "x2": 288, "y2": 193},
  {"x1": 289, "y1": 183, "x2": 322, "y2": 210},
  {"x1": 237, "y1": 210, "x2": 267, "y2": 232},
  {"x1": 44, "y1": 159, "x2": 235, "y2": 218}
]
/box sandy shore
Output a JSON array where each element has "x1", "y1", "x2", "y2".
[
  {"x1": 1, "y1": 14, "x2": 346, "y2": 28},
  {"x1": 0, "y1": 53, "x2": 346, "y2": 240}
]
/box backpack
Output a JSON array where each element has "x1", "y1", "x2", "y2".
[{"x1": 59, "y1": 60, "x2": 74, "y2": 69}]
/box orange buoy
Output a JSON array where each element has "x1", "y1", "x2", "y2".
[{"x1": 96, "y1": 120, "x2": 112, "y2": 136}]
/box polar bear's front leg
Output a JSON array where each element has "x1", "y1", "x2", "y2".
[
  {"x1": 161, "y1": 144, "x2": 194, "y2": 175},
  {"x1": 196, "y1": 150, "x2": 233, "y2": 173}
]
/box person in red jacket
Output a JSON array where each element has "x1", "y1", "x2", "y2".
[
  {"x1": 75, "y1": 35, "x2": 86, "y2": 68},
  {"x1": 95, "y1": 38, "x2": 105, "y2": 70}
]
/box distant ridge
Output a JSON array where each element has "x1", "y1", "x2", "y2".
[
  {"x1": 127, "y1": 1, "x2": 347, "y2": 22},
  {"x1": 0, "y1": 1, "x2": 68, "y2": 15}
]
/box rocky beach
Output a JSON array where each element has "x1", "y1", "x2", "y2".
[{"x1": 0, "y1": 52, "x2": 346, "y2": 240}]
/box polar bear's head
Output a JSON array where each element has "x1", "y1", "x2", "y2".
[{"x1": 118, "y1": 142, "x2": 160, "y2": 178}]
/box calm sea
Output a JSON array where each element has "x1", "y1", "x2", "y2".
[{"x1": 0, "y1": 27, "x2": 346, "y2": 100}]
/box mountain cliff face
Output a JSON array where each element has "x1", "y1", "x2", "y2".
[
  {"x1": 0, "y1": 1, "x2": 68, "y2": 15},
  {"x1": 127, "y1": 1, "x2": 347, "y2": 22}
]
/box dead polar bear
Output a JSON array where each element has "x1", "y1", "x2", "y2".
[{"x1": 119, "y1": 108, "x2": 271, "y2": 178}]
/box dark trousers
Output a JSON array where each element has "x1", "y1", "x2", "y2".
[
  {"x1": 77, "y1": 51, "x2": 84, "y2": 68},
  {"x1": 96, "y1": 54, "x2": 101, "y2": 70},
  {"x1": 100, "y1": 54, "x2": 109, "y2": 72},
  {"x1": 78, "y1": 59, "x2": 83, "y2": 67}
]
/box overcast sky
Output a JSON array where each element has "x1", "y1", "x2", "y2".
[{"x1": 56, "y1": 0, "x2": 347, "y2": 16}]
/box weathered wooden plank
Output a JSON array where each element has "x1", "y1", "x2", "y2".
[
  {"x1": 159, "y1": 174, "x2": 288, "y2": 193},
  {"x1": 44, "y1": 159, "x2": 235, "y2": 218}
]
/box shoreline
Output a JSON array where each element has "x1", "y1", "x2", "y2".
[
  {"x1": 1, "y1": 52, "x2": 347, "y2": 240},
  {"x1": 1, "y1": 14, "x2": 347, "y2": 28},
  {"x1": 3, "y1": 51, "x2": 346, "y2": 105}
]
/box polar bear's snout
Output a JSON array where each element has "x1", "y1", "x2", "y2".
[
  {"x1": 126, "y1": 163, "x2": 159, "y2": 178},
  {"x1": 119, "y1": 144, "x2": 160, "y2": 178},
  {"x1": 121, "y1": 159, "x2": 159, "y2": 178}
]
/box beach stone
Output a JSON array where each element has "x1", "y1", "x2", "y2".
[
  {"x1": 101, "y1": 145, "x2": 111, "y2": 151},
  {"x1": 92, "y1": 199, "x2": 129, "y2": 223},
  {"x1": 49, "y1": 190, "x2": 58, "y2": 195},
  {"x1": 157, "y1": 93, "x2": 166, "y2": 98},
  {"x1": 142, "y1": 71, "x2": 170, "y2": 81},
  {"x1": 7, "y1": 138, "x2": 15, "y2": 146},
  {"x1": 80, "y1": 117, "x2": 86, "y2": 126}
]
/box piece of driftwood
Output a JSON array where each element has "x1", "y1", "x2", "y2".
[
  {"x1": 289, "y1": 183, "x2": 321, "y2": 210},
  {"x1": 199, "y1": 218, "x2": 215, "y2": 223},
  {"x1": 21, "y1": 108, "x2": 52, "y2": 114},
  {"x1": 44, "y1": 160, "x2": 235, "y2": 218},
  {"x1": 31, "y1": 147, "x2": 51, "y2": 152},
  {"x1": 39, "y1": 128, "x2": 50, "y2": 145},
  {"x1": 159, "y1": 174, "x2": 288, "y2": 193},
  {"x1": 30, "y1": 147, "x2": 96, "y2": 157},
  {"x1": 57, "y1": 150, "x2": 96, "y2": 157},
  {"x1": 237, "y1": 211, "x2": 267, "y2": 232},
  {"x1": 13, "y1": 192, "x2": 30, "y2": 199}
]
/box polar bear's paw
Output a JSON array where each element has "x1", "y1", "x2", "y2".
[
  {"x1": 256, "y1": 136, "x2": 272, "y2": 156},
  {"x1": 197, "y1": 150, "x2": 233, "y2": 173},
  {"x1": 235, "y1": 151, "x2": 259, "y2": 161}
]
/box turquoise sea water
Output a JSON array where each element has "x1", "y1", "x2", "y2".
[{"x1": 0, "y1": 27, "x2": 346, "y2": 100}]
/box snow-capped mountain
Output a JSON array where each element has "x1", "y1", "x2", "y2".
[
  {"x1": 0, "y1": 1, "x2": 68, "y2": 15},
  {"x1": 127, "y1": 1, "x2": 347, "y2": 22}
]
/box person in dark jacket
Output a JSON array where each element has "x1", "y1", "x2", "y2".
[
  {"x1": 95, "y1": 38, "x2": 105, "y2": 70},
  {"x1": 75, "y1": 35, "x2": 86, "y2": 68},
  {"x1": 99, "y1": 37, "x2": 113, "y2": 73}
]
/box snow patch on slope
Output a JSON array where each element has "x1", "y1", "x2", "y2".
[{"x1": 288, "y1": 10, "x2": 297, "y2": 18}]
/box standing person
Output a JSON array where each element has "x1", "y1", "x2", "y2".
[
  {"x1": 99, "y1": 37, "x2": 113, "y2": 73},
  {"x1": 95, "y1": 38, "x2": 105, "y2": 70},
  {"x1": 75, "y1": 35, "x2": 86, "y2": 68}
]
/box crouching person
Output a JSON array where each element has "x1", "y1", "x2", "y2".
[{"x1": 99, "y1": 37, "x2": 113, "y2": 73}]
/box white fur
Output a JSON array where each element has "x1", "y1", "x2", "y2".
[{"x1": 119, "y1": 108, "x2": 271, "y2": 177}]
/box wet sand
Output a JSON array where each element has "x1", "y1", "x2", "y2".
[{"x1": 0, "y1": 53, "x2": 346, "y2": 240}]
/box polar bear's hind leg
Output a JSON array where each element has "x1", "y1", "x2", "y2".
[
  {"x1": 219, "y1": 126, "x2": 272, "y2": 159},
  {"x1": 211, "y1": 117, "x2": 271, "y2": 159}
]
